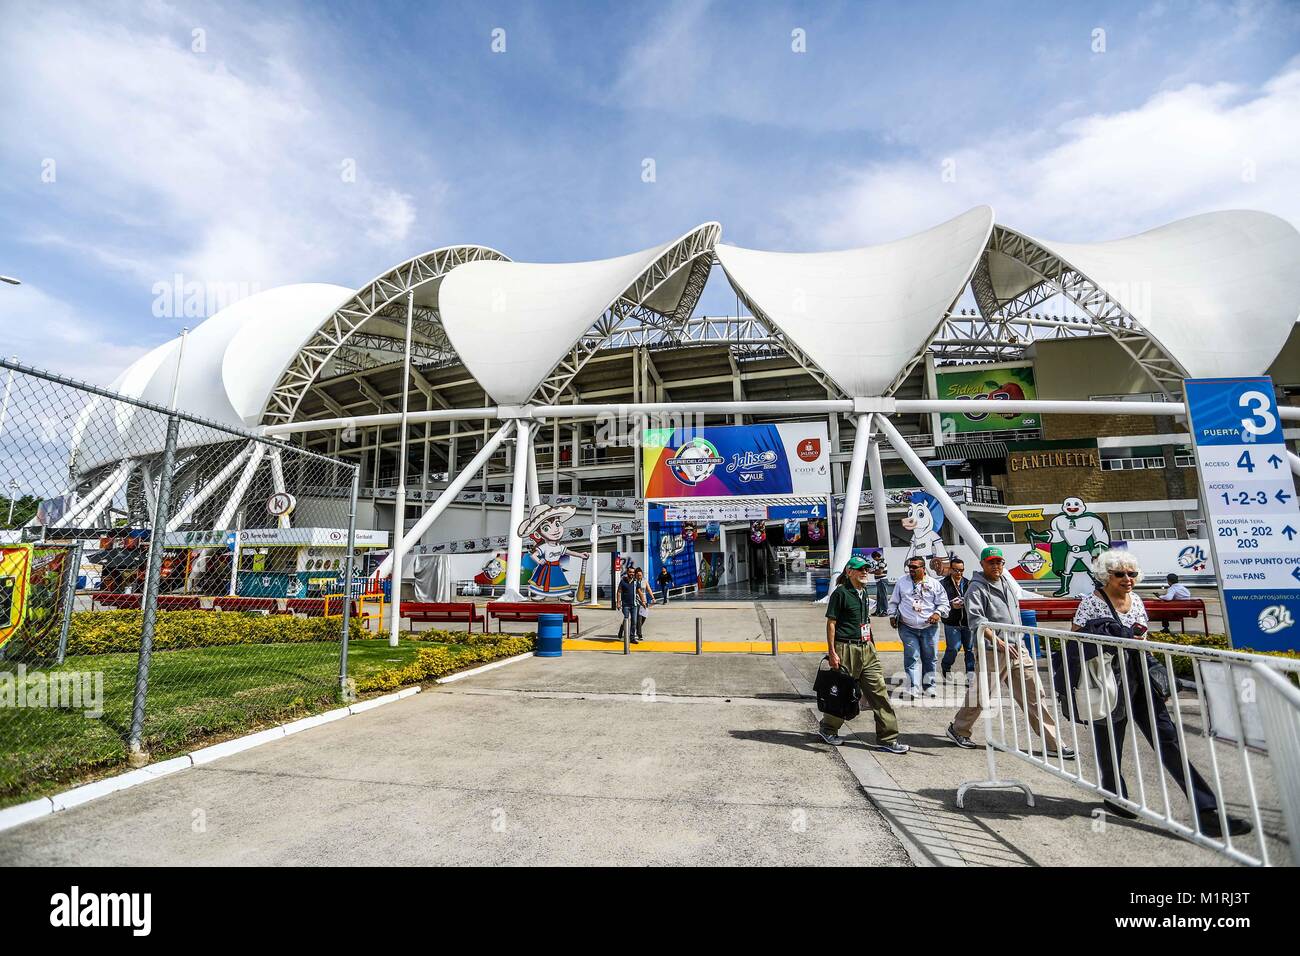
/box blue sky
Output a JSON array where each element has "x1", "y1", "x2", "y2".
[{"x1": 2, "y1": 0, "x2": 1299, "y2": 383}]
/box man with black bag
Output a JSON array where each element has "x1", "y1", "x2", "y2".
[{"x1": 816, "y1": 555, "x2": 908, "y2": 753}]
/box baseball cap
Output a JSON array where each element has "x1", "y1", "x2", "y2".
[
  {"x1": 979, "y1": 546, "x2": 1004, "y2": 561},
  {"x1": 845, "y1": 555, "x2": 869, "y2": 570}
]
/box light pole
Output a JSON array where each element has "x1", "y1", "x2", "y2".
[
  {"x1": 0, "y1": 276, "x2": 21, "y2": 286},
  {"x1": 7, "y1": 478, "x2": 20, "y2": 526}
]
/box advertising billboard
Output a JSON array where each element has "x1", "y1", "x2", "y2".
[
  {"x1": 934, "y1": 362, "x2": 1038, "y2": 435},
  {"x1": 641, "y1": 423, "x2": 830, "y2": 498}
]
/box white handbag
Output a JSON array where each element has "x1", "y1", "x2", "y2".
[{"x1": 1076, "y1": 653, "x2": 1120, "y2": 722}]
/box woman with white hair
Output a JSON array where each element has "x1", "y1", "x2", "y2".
[{"x1": 1071, "y1": 549, "x2": 1250, "y2": 837}]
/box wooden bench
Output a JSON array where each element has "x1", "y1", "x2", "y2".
[
  {"x1": 486, "y1": 601, "x2": 579, "y2": 638},
  {"x1": 1021, "y1": 597, "x2": 1208, "y2": 635},
  {"x1": 402, "y1": 601, "x2": 485, "y2": 633},
  {"x1": 212, "y1": 596, "x2": 283, "y2": 614}
]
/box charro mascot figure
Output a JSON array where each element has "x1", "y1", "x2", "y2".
[
  {"x1": 1025, "y1": 496, "x2": 1110, "y2": 597},
  {"x1": 518, "y1": 503, "x2": 587, "y2": 601}
]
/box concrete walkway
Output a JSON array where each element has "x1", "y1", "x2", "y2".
[{"x1": 2, "y1": 617, "x2": 1276, "y2": 866}]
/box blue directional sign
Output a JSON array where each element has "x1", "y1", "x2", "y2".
[{"x1": 1184, "y1": 377, "x2": 1300, "y2": 651}]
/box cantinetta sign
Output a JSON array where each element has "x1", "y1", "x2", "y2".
[{"x1": 642, "y1": 423, "x2": 830, "y2": 498}]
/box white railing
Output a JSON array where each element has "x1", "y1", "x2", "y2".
[{"x1": 958, "y1": 620, "x2": 1300, "y2": 866}]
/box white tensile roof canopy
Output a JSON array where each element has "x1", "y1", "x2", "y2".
[
  {"x1": 986, "y1": 210, "x2": 1300, "y2": 380},
  {"x1": 715, "y1": 206, "x2": 995, "y2": 397},
  {"x1": 437, "y1": 224, "x2": 719, "y2": 405}
]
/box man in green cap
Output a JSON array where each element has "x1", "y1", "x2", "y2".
[
  {"x1": 946, "y1": 546, "x2": 1071, "y2": 759},
  {"x1": 818, "y1": 555, "x2": 908, "y2": 753}
]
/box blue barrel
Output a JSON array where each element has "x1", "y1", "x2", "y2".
[
  {"x1": 537, "y1": 613, "x2": 564, "y2": 658},
  {"x1": 1019, "y1": 608, "x2": 1041, "y2": 658},
  {"x1": 813, "y1": 576, "x2": 831, "y2": 599}
]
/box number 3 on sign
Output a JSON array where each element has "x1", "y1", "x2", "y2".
[{"x1": 1239, "y1": 390, "x2": 1276, "y2": 437}]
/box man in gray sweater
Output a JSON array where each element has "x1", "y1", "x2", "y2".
[{"x1": 946, "y1": 546, "x2": 1072, "y2": 758}]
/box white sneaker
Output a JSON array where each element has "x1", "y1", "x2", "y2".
[{"x1": 818, "y1": 729, "x2": 844, "y2": 746}]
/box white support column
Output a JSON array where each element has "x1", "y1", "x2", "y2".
[
  {"x1": 268, "y1": 449, "x2": 291, "y2": 529},
  {"x1": 498, "y1": 419, "x2": 532, "y2": 603},
  {"x1": 551, "y1": 419, "x2": 560, "y2": 496},
  {"x1": 875, "y1": 414, "x2": 988, "y2": 555},
  {"x1": 717, "y1": 523, "x2": 728, "y2": 585},
  {"x1": 825, "y1": 414, "x2": 872, "y2": 598},
  {"x1": 588, "y1": 501, "x2": 600, "y2": 607},
  {"x1": 167, "y1": 443, "x2": 253, "y2": 531},
  {"x1": 214, "y1": 442, "x2": 267, "y2": 530},
  {"x1": 1289, "y1": 450, "x2": 1300, "y2": 479},
  {"x1": 388, "y1": 291, "x2": 415, "y2": 645},
  {"x1": 866, "y1": 423, "x2": 891, "y2": 551},
  {"x1": 527, "y1": 422, "x2": 541, "y2": 508},
  {"x1": 375, "y1": 421, "x2": 514, "y2": 579},
  {"x1": 54, "y1": 460, "x2": 131, "y2": 528}
]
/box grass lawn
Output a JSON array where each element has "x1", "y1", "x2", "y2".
[{"x1": 0, "y1": 637, "x2": 472, "y2": 809}]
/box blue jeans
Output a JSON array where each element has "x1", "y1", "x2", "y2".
[
  {"x1": 899, "y1": 623, "x2": 939, "y2": 690},
  {"x1": 941, "y1": 625, "x2": 974, "y2": 674}
]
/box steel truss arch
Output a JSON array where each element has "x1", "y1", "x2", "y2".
[
  {"x1": 529, "y1": 223, "x2": 721, "y2": 405},
  {"x1": 980, "y1": 225, "x2": 1188, "y2": 398},
  {"x1": 261, "y1": 244, "x2": 509, "y2": 427}
]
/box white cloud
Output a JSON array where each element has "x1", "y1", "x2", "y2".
[
  {"x1": 0, "y1": 284, "x2": 153, "y2": 386},
  {"x1": 0, "y1": 2, "x2": 430, "y2": 297},
  {"x1": 783, "y1": 61, "x2": 1300, "y2": 248}
]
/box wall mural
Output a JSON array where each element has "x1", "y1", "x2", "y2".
[
  {"x1": 1022, "y1": 496, "x2": 1111, "y2": 597},
  {"x1": 517, "y1": 503, "x2": 588, "y2": 601}
]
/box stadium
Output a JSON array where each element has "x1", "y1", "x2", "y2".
[{"x1": 33, "y1": 206, "x2": 1300, "y2": 605}]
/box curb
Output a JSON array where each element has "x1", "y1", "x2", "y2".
[
  {"x1": 435, "y1": 651, "x2": 534, "y2": 684},
  {"x1": 0, "y1": 687, "x2": 422, "y2": 835}
]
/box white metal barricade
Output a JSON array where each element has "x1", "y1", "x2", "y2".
[{"x1": 957, "y1": 620, "x2": 1300, "y2": 867}]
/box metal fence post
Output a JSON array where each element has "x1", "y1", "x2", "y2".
[
  {"x1": 55, "y1": 540, "x2": 82, "y2": 665},
  {"x1": 338, "y1": 463, "x2": 361, "y2": 700},
  {"x1": 770, "y1": 616, "x2": 778, "y2": 656},
  {"x1": 695, "y1": 617, "x2": 702, "y2": 655},
  {"x1": 127, "y1": 413, "x2": 179, "y2": 763}
]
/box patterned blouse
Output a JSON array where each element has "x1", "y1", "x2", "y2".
[{"x1": 1073, "y1": 590, "x2": 1149, "y2": 629}]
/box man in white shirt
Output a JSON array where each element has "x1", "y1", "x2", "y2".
[
  {"x1": 888, "y1": 555, "x2": 949, "y2": 698},
  {"x1": 1158, "y1": 573, "x2": 1191, "y2": 601}
]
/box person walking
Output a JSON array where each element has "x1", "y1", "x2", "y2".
[
  {"x1": 888, "y1": 555, "x2": 949, "y2": 698},
  {"x1": 946, "y1": 546, "x2": 1074, "y2": 758},
  {"x1": 615, "y1": 567, "x2": 643, "y2": 643},
  {"x1": 817, "y1": 556, "x2": 908, "y2": 753},
  {"x1": 939, "y1": 555, "x2": 974, "y2": 681},
  {"x1": 1072, "y1": 550, "x2": 1250, "y2": 836},
  {"x1": 634, "y1": 568, "x2": 654, "y2": 641},
  {"x1": 869, "y1": 550, "x2": 889, "y2": 616},
  {"x1": 656, "y1": 565, "x2": 673, "y2": 604}
]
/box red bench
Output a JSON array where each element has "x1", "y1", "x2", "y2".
[
  {"x1": 92, "y1": 592, "x2": 142, "y2": 610},
  {"x1": 157, "y1": 595, "x2": 204, "y2": 611},
  {"x1": 486, "y1": 601, "x2": 579, "y2": 638},
  {"x1": 1021, "y1": 597, "x2": 1207, "y2": 636},
  {"x1": 212, "y1": 596, "x2": 283, "y2": 614},
  {"x1": 402, "y1": 602, "x2": 485, "y2": 633}
]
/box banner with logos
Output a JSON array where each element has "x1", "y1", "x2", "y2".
[
  {"x1": 642, "y1": 423, "x2": 830, "y2": 498},
  {"x1": 934, "y1": 362, "x2": 1039, "y2": 435}
]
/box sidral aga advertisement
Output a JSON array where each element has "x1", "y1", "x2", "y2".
[
  {"x1": 933, "y1": 361, "x2": 1039, "y2": 435},
  {"x1": 641, "y1": 423, "x2": 831, "y2": 498}
]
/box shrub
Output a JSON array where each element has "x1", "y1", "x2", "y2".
[
  {"x1": 52, "y1": 610, "x2": 383, "y2": 658},
  {"x1": 354, "y1": 633, "x2": 534, "y2": 693}
]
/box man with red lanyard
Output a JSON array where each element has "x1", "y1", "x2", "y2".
[{"x1": 817, "y1": 555, "x2": 908, "y2": 753}]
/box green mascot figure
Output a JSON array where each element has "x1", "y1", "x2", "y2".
[{"x1": 1024, "y1": 496, "x2": 1110, "y2": 597}]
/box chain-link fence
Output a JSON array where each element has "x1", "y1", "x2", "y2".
[{"x1": 0, "y1": 358, "x2": 364, "y2": 807}]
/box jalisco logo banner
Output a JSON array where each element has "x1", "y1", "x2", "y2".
[
  {"x1": 935, "y1": 362, "x2": 1038, "y2": 434},
  {"x1": 642, "y1": 423, "x2": 831, "y2": 498}
]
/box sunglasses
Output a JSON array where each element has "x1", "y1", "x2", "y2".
[{"x1": 1110, "y1": 570, "x2": 1140, "y2": 578}]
